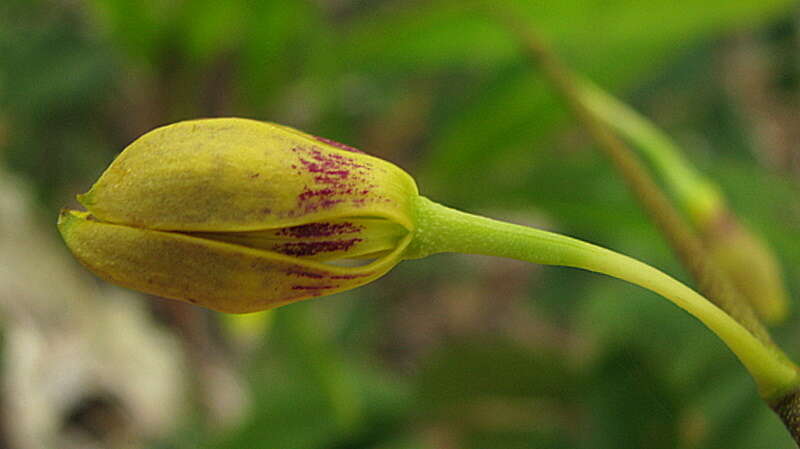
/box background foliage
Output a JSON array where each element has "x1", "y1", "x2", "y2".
[{"x1": 1, "y1": 0, "x2": 799, "y2": 448}]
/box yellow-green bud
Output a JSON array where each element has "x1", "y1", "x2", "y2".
[
  {"x1": 701, "y1": 211, "x2": 790, "y2": 324},
  {"x1": 58, "y1": 118, "x2": 417, "y2": 313}
]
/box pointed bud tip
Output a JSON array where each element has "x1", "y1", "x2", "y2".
[
  {"x1": 75, "y1": 192, "x2": 93, "y2": 208},
  {"x1": 57, "y1": 118, "x2": 421, "y2": 313},
  {"x1": 57, "y1": 209, "x2": 82, "y2": 235}
]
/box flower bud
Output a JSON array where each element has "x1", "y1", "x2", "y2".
[
  {"x1": 59, "y1": 118, "x2": 418, "y2": 313},
  {"x1": 701, "y1": 211, "x2": 789, "y2": 323}
]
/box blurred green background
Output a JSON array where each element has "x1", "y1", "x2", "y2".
[{"x1": 1, "y1": 0, "x2": 799, "y2": 448}]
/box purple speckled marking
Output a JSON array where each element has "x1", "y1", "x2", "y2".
[
  {"x1": 278, "y1": 222, "x2": 364, "y2": 238},
  {"x1": 313, "y1": 135, "x2": 365, "y2": 154},
  {"x1": 274, "y1": 238, "x2": 363, "y2": 257},
  {"x1": 285, "y1": 268, "x2": 325, "y2": 279},
  {"x1": 289, "y1": 145, "x2": 384, "y2": 214},
  {"x1": 298, "y1": 187, "x2": 335, "y2": 201},
  {"x1": 295, "y1": 147, "x2": 367, "y2": 173}
]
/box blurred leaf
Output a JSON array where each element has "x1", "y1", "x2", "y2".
[
  {"x1": 341, "y1": 2, "x2": 517, "y2": 74},
  {"x1": 85, "y1": 0, "x2": 181, "y2": 66},
  {"x1": 580, "y1": 349, "x2": 680, "y2": 449},
  {"x1": 213, "y1": 362, "x2": 341, "y2": 449},
  {"x1": 418, "y1": 65, "x2": 566, "y2": 197},
  {"x1": 687, "y1": 371, "x2": 794, "y2": 448},
  {"x1": 178, "y1": 0, "x2": 247, "y2": 63},
  {"x1": 346, "y1": 0, "x2": 795, "y2": 211},
  {"x1": 214, "y1": 300, "x2": 413, "y2": 449},
  {"x1": 710, "y1": 161, "x2": 800, "y2": 264},
  {"x1": 0, "y1": 2, "x2": 116, "y2": 208},
  {"x1": 414, "y1": 338, "x2": 578, "y2": 447},
  {"x1": 416, "y1": 338, "x2": 578, "y2": 409},
  {"x1": 342, "y1": 0, "x2": 793, "y2": 77},
  {"x1": 463, "y1": 429, "x2": 574, "y2": 449},
  {"x1": 238, "y1": 0, "x2": 327, "y2": 113}
]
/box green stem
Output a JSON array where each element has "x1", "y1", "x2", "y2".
[
  {"x1": 404, "y1": 196, "x2": 798, "y2": 400},
  {"x1": 576, "y1": 81, "x2": 725, "y2": 227}
]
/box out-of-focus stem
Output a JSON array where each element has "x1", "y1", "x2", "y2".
[
  {"x1": 577, "y1": 82, "x2": 790, "y2": 323},
  {"x1": 576, "y1": 82, "x2": 724, "y2": 227},
  {"x1": 477, "y1": 7, "x2": 800, "y2": 443},
  {"x1": 487, "y1": 10, "x2": 774, "y2": 346}
]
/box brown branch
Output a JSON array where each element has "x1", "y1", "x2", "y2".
[{"x1": 771, "y1": 390, "x2": 800, "y2": 445}]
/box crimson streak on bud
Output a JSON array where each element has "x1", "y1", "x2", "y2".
[{"x1": 59, "y1": 118, "x2": 418, "y2": 313}]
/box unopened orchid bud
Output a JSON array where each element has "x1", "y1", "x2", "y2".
[
  {"x1": 701, "y1": 211, "x2": 789, "y2": 323},
  {"x1": 58, "y1": 117, "x2": 799, "y2": 401},
  {"x1": 59, "y1": 118, "x2": 417, "y2": 313}
]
